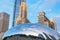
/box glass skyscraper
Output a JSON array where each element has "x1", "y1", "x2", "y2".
[{"x1": 12, "y1": 0, "x2": 26, "y2": 26}]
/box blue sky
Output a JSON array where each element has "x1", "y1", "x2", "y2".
[{"x1": 0, "y1": 0, "x2": 60, "y2": 33}]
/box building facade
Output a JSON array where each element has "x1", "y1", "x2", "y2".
[
  {"x1": 16, "y1": 0, "x2": 30, "y2": 24},
  {"x1": 0, "y1": 12, "x2": 10, "y2": 40},
  {"x1": 38, "y1": 12, "x2": 56, "y2": 30},
  {"x1": 13, "y1": 0, "x2": 21, "y2": 26},
  {"x1": 13, "y1": 0, "x2": 26, "y2": 26},
  {"x1": 49, "y1": 18, "x2": 56, "y2": 30},
  {"x1": 13, "y1": 0, "x2": 29, "y2": 25}
]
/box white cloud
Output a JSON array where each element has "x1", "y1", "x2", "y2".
[
  {"x1": 28, "y1": 13, "x2": 33, "y2": 17},
  {"x1": 54, "y1": 16, "x2": 60, "y2": 18},
  {"x1": 42, "y1": 9, "x2": 52, "y2": 12},
  {"x1": 29, "y1": 0, "x2": 57, "y2": 12},
  {"x1": 47, "y1": 14, "x2": 60, "y2": 18}
]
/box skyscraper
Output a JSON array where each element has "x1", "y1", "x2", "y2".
[
  {"x1": 0, "y1": 12, "x2": 10, "y2": 32},
  {"x1": 12, "y1": 0, "x2": 21, "y2": 26},
  {"x1": 16, "y1": 0, "x2": 29, "y2": 24},
  {"x1": 49, "y1": 18, "x2": 56, "y2": 30},
  {"x1": 13, "y1": 0, "x2": 29, "y2": 26},
  {"x1": 38, "y1": 12, "x2": 50, "y2": 26},
  {"x1": 38, "y1": 12, "x2": 56, "y2": 30},
  {"x1": 0, "y1": 12, "x2": 10, "y2": 40}
]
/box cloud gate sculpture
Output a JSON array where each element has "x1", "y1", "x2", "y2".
[{"x1": 3, "y1": 24, "x2": 60, "y2": 40}]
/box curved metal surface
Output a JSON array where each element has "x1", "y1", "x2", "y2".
[{"x1": 3, "y1": 24, "x2": 60, "y2": 40}]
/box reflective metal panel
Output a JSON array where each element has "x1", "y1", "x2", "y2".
[{"x1": 3, "y1": 24, "x2": 60, "y2": 40}]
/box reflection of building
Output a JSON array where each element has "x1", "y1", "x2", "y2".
[
  {"x1": 3, "y1": 24, "x2": 60, "y2": 40},
  {"x1": 38, "y1": 12, "x2": 56, "y2": 30},
  {"x1": 0, "y1": 12, "x2": 10, "y2": 40}
]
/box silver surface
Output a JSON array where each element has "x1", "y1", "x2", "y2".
[{"x1": 3, "y1": 24, "x2": 60, "y2": 40}]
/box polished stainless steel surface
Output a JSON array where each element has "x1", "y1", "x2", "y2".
[{"x1": 3, "y1": 24, "x2": 60, "y2": 40}]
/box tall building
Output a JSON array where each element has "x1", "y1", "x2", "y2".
[
  {"x1": 38, "y1": 12, "x2": 51, "y2": 26},
  {"x1": 16, "y1": 0, "x2": 30, "y2": 24},
  {"x1": 38, "y1": 12, "x2": 56, "y2": 30},
  {"x1": 12, "y1": 0, "x2": 21, "y2": 26},
  {"x1": 0, "y1": 12, "x2": 10, "y2": 32},
  {"x1": 49, "y1": 18, "x2": 56, "y2": 30},
  {"x1": 0, "y1": 12, "x2": 10, "y2": 40},
  {"x1": 13, "y1": 0, "x2": 28, "y2": 26}
]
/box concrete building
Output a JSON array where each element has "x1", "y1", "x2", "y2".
[
  {"x1": 12, "y1": 0, "x2": 22, "y2": 26},
  {"x1": 0, "y1": 12, "x2": 10, "y2": 40},
  {"x1": 49, "y1": 18, "x2": 56, "y2": 30},
  {"x1": 12, "y1": 0, "x2": 28, "y2": 26},
  {"x1": 16, "y1": 0, "x2": 30, "y2": 24},
  {"x1": 0, "y1": 32, "x2": 4, "y2": 40},
  {"x1": 38, "y1": 12, "x2": 56, "y2": 30}
]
